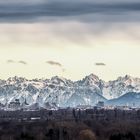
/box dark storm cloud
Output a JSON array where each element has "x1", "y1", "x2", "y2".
[
  {"x1": 46, "y1": 61, "x2": 62, "y2": 67},
  {"x1": 95, "y1": 63, "x2": 106, "y2": 66},
  {"x1": 0, "y1": 0, "x2": 140, "y2": 22},
  {"x1": 18, "y1": 61, "x2": 27, "y2": 65}
]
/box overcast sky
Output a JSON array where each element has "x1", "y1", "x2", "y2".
[{"x1": 0, "y1": 0, "x2": 140, "y2": 81}]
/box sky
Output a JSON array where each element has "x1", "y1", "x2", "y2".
[{"x1": 0, "y1": 0, "x2": 140, "y2": 81}]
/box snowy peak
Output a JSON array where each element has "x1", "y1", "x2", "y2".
[
  {"x1": 86, "y1": 74, "x2": 99, "y2": 83},
  {"x1": 51, "y1": 76, "x2": 73, "y2": 87},
  {"x1": 7, "y1": 76, "x2": 27, "y2": 84},
  {"x1": 103, "y1": 75, "x2": 140, "y2": 99},
  {"x1": 117, "y1": 75, "x2": 140, "y2": 87},
  {"x1": 77, "y1": 73, "x2": 104, "y2": 87},
  {"x1": 82, "y1": 73, "x2": 100, "y2": 85}
]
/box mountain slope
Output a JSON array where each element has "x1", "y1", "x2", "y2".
[{"x1": 106, "y1": 92, "x2": 140, "y2": 107}]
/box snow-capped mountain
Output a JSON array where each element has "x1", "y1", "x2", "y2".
[
  {"x1": 0, "y1": 74, "x2": 106, "y2": 109},
  {"x1": 0, "y1": 74, "x2": 140, "y2": 110},
  {"x1": 103, "y1": 75, "x2": 140, "y2": 99}
]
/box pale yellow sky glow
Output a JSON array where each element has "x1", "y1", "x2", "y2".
[{"x1": 0, "y1": 22, "x2": 140, "y2": 81}]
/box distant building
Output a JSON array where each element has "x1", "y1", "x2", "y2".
[
  {"x1": 8, "y1": 99, "x2": 20, "y2": 109},
  {"x1": 76, "y1": 105, "x2": 93, "y2": 110}
]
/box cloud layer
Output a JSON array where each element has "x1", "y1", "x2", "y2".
[{"x1": 0, "y1": 0, "x2": 140, "y2": 22}]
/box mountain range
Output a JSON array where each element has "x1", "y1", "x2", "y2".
[{"x1": 0, "y1": 74, "x2": 140, "y2": 109}]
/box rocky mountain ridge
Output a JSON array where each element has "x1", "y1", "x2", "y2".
[{"x1": 0, "y1": 74, "x2": 140, "y2": 109}]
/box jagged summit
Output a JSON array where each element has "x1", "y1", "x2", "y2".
[
  {"x1": 116, "y1": 75, "x2": 137, "y2": 84},
  {"x1": 81, "y1": 73, "x2": 100, "y2": 85},
  {"x1": 103, "y1": 75, "x2": 140, "y2": 99},
  {"x1": 51, "y1": 76, "x2": 73, "y2": 87},
  {"x1": 77, "y1": 73, "x2": 104, "y2": 87}
]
